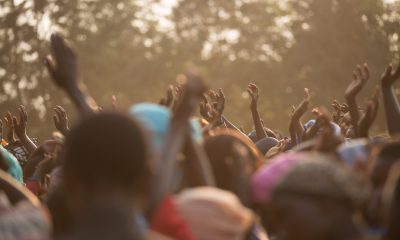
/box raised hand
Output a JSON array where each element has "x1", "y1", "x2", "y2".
[
  {"x1": 149, "y1": 70, "x2": 208, "y2": 215},
  {"x1": 44, "y1": 33, "x2": 98, "y2": 116},
  {"x1": 44, "y1": 33, "x2": 79, "y2": 91},
  {"x1": 111, "y1": 95, "x2": 118, "y2": 110},
  {"x1": 247, "y1": 83, "x2": 259, "y2": 109},
  {"x1": 199, "y1": 95, "x2": 211, "y2": 121},
  {"x1": 12, "y1": 106, "x2": 37, "y2": 154},
  {"x1": 345, "y1": 64, "x2": 369, "y2": 137},
  {"x1": 345, "y1": 64, "x2": 369, "y2": 99},
  {"x1": 159, "y1": 85, "x2": 174, "y2": 107},
  {"x1": 214, "y1": 88, "x2": 225, "y2": 116},
  {"x1": 331, "y1": 100, "x2": 342, "y2": 124},
  {"x1": 313, "y1": 111, "x2": 343, "y2": 153},
  {"x1": 202, "y1": 89, "x2": 225, "y2": 125},
  {"x1": 12, "y1": 105, "x2": 28, "y2": 140},
  {"x1": 53, "y1": 105, "x2": 69, "y2": 135},
  {"x1": 358, "y1": 87, "x2": 379, "y2": 138},
  {"x1": 380, "y1": 63, "x2": 400, "y2": 135},
  {"x1": 381, "y1": 64, "x2": 400, "y2": 88},
  {"x1": 294, "y1": 88, "x2": 311, "y2": 117},
  {"x1": 3, "y1": 112, "x2": 15, "y2": 143},
  {"x1": 289, "y1": 88, "x2": 310, "y2": 145}
]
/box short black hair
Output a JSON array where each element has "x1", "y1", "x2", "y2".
[{"x1": 63, "y1": 112, "x2": 150, "y2": 193}]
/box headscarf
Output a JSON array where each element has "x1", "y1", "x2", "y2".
[
  {"x1": 175, "y1": 187, "x2": 254, "y2": 240},
  {"x1": 304, "y1": 119, "x2": 342, "y2": 137},
  {"x1": 129, "y1": 103, "x2": 202, "y2": 154},
  {"x1": 272, "y1": 154, "x2": 368, "y2": 208},
  {"x1": 0, "y1": 146, "x2": 23, "y2": 183},
  {"x1": 251, "y1": 152, "x2": 307, "y2": 204},
  {"x1": 337, "y1": 138, "x2": 369, "y2": 167},
  {"x1": 255, "y1": 137, "x2": 279, "y2": 155}
]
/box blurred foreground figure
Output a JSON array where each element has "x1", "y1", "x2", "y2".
[{"x1": 57, "y1": 113, "x2": 151, "y2": 240}]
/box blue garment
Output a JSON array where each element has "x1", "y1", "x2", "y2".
[
  {"x1": 0, "y1": 146, "x2": 23, "y2": 183},
  {"x1": 304, "y1": 119, "x2": 342, "y2": 137},
  {"x1": 129, "y1": 103, "x2": 202, "y2": 154}
]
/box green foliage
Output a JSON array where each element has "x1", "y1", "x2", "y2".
[{"x1": 1, "y1": 0, "x2": 399, "y2": 139}]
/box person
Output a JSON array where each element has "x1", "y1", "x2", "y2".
[
  {"x1": 0, "y1": 168, "x2": 51, "y2": 240},
  {"x1": 203, "y1": 129, "x2": 264, "y2": 206},
  {"x1": 56, "y1": 113, "x2": 151, "y2": 240},
  {"x1": 255, "y1": 153, "x2": 367, "y2": 240}
]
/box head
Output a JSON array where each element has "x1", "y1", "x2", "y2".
[
  {"x1": 269, "y1": 157, "x2": 366, "y2": 240},
  {"x1": 62, "y1": 113, "x2": 151, "y2": 210},
  {"x1": 204, "y1": 129, "x2": 263, "y2": 205},
  {"x1": 247, "y1": 128, "x2": 277, "y2": 142},
  {"x1": 129, "y1": 103, "x2": 202, "y2": 156},
  {"x1": 364, "y1": 142, "x2": 400, "y2": 228},
  {"x1": 255, "y1": 137, "x2": 279, "y2": 155},
  {"x1": 175, "y1": 187, "x2": 254, "y2": 240}
]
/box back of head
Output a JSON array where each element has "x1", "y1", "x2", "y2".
[
  {"x1": 268, "y1": 155, "x2": 367, "y2": 240},
  {"x1": 63, "y1": 112, "x2": 150, "y2": 194},
  {"x1": 255, "y1": 137, "x2": 279, "y2": 155},
  {"x1": 175, "y1": 187, "x2": 254, "y2": 240},
  {"x1": 204, "y1": 130, "x2": 262, "y2": 193}
]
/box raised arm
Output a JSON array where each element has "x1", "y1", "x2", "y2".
[
  {"x1": 53, "y1": 105, "x2": 70, "y2": 135},
  {"x1": 380, "y1": 64, "x2": 400, "y2": 135},
  {"x1": 247, "y1": 83, "x2": 267, "y2": 141},
  {"x1": 345, "y1": 64, "x2": 369, "y2": 137},
  {"x1": 357, "y1": 87, "x2": 379, "y2": 138},
  {"x1": 289, "y1": 88, "x2": 310, "y2": 144},
  {"x1": 182, "y1": 134, "x2": 215, "y2": 187},
  {"x1": 148, "y1": 71, "x2": 207, "y2": 216},
  {"x1": 44, "y1": 33, "x2": 98, "y2": 116},
  {"x1": 13, "y1": 105, "x2": 37, "y2": 154}
]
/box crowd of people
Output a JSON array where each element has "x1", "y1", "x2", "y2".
[{"x1": 0, "y1": 32, "x2": 400, "y2": 240}]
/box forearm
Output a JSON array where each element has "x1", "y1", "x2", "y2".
[
  {"x1": 148, "y1": 119, "x2": 188, "y2": 217},
  {"x1": 289, "y1": 119, "x2": 302, "y2": 145},
  {"x1": 67, "y1": 85, "x2": 97, "y2": 116},
  {"x1": 222, "y1": 116, "x2": 244, "y2": 133},
  {"x1": 251, "y1": 105, "x2": 267, "y2": 141},
  {"x1": 289, "y1": 112, "x2": 305, "y2": 143},
  {"x1": 345, "y1": 96, "x2": 360, "y2": 136},
  {"x1": 382, "y1": 86, "x2": 400, "y2": 134},
  {"x1": 183, "y1": 134, "x2": 215, "y2": 187},
  {"x1": 19, "y1": 135, "x2": 37, "y2": 155}
]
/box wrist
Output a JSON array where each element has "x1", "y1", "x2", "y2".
[{"x1": 381, "y1": 84, "x2": 393, "y2": 91}]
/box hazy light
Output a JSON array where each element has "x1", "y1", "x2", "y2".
[{"x1": 384, "y1": 0, "x2": 399, "y2": 4}]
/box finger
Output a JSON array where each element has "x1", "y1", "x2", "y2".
[
  {"x1": 246, "y1": 88, "x2": 252, "y2": 95},
  {"x1": 218, "y1": 88, "x2": 224, "y2": 98},
  {"x1": 352, "y1": 71, "x2": 358, "y2": 80},
  {"x1": 56, "y1": 105, "x2": 67, "y2": 118},
  {"x1": 53, "y1": 107, "x2": 61, "y2": 118},
  {"x1": 303, "y1": 88, "x2": 310, "y2": 100},
  {"x1": 356, "y1": 65, "x2": 363, "y2": 79},
  {"x1": 19, "y1": 105, "x2": 27, "y2": 121},
  {"x1": 51, "y1": 33, "x2": 69, "y2": 61},
  {"x1": 12, "y1": 116, "x2": 18, "y2": 127},
  {"x1": 363, "y1": 63, "x2": 370, "y2": 80},
  {"x1": 53, "y1": 115, "x2": 59, "y2": 125},
  {"x1": 6, "y1": 112, "x2": 13, "y2": 123},
  {"x1": 44, "y1": 56, "x2": 56, "y2": 77}
]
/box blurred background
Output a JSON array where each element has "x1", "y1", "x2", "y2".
[{"x1": 1, "y1": 0, "x2": 400, "y2": 140}]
